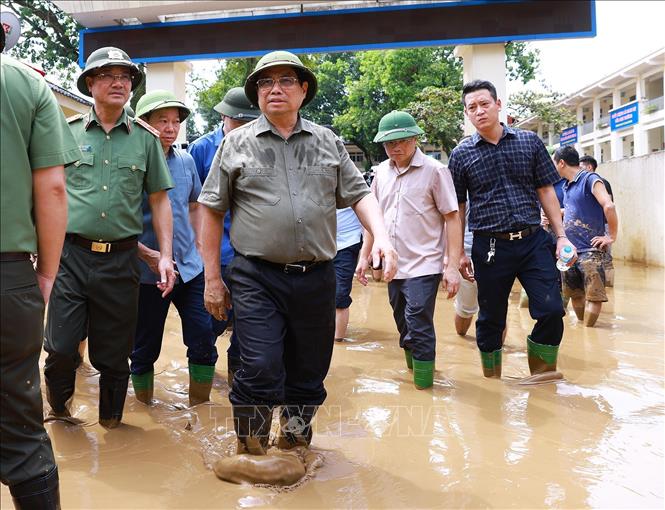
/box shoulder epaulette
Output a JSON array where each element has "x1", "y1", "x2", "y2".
[
  {"x1": 67, "y1": 113, "x2": 84, "y2": 123},
  {"x1": 134, "y1": 117, "x2": 160, "y2": 137}
]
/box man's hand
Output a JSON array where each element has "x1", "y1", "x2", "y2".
[
  {"x1": 204, "y1": 277, "x2": 231, "y2": 321},
  {"x1": 355, "y1": 255, "x2": 370, "y2": 286},
  {"x1": 441, "y1": 264, "x2": 461, "y2": 299},
  {"x1": 590, "y1": 235, "x2": 614, "y2": 251},
  {"x1": 36, "y1": 271, "x2": 55, "y2": 305},
  {"x1": 459, "y1": 254, "x2": 475, "y2": 282},
  {"x1": 371, "y1": 238, "x2": 398, "y2": 282},
  {"x1": 556, "y1": 237, "x2": 578, "y2": 267},
  {"x1": 156, "y1": 256, "x2": 176, "y2": 297}
]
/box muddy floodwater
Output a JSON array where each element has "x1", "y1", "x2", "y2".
[{"x1": 2, "y1": 261, "x2": 663, "y2": 509}]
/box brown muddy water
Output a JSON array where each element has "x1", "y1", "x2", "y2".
[{"x1": 1, "y1": 261, "x2": 663, "y2": 509}]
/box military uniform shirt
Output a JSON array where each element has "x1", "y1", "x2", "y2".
[
  {"x1": 66, "y1": 108, "x2": 173, "y2": 241},
  {"x1": 1, "y1": 55, "x2": 81, "y2": 253},
  {"x1": 199, "y1": 115, "x2": 369, "y2": 263}
]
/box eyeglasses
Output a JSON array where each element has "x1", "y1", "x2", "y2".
[
  {"x1": 93, "y1": 72, "x2": 133, "y2": 85},
  {"x1": 256, "y1": 76, "x2": 300, "y2": 92},
  {"x1": 383, "y1": 138, "x2": 416, "y2": 149}
]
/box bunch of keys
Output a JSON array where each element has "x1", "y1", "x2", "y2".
[{"x1": 485, "y1": 238, "x2": 496, "y2": 265}]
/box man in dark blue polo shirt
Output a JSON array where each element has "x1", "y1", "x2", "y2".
[
  {"x1": 448, "y1": 80, "x2": 577, "y2": 379},
  {"x1": 555, "y1": 146, "x2": 617, "y2": 327}
]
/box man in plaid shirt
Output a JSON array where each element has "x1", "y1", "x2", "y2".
[{"x1": 448, "y1": 80, "x2": 577, "y2": 379}]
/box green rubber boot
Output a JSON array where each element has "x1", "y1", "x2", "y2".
[
  {"x1": 479, "y1": 349, "x2": 502, "y2": 378},
  {"x1": 527, "y1": 336, "x2": 559, "y2": 374},
  {"x1": 189, "y1": 363, "x2": 215, "y2": 406},
  {"x1": 131, "y1": 371, "x2": 154, "y2": 405},
  {"x1": 412, "y1": 359, "x2": 434, "y2": 390},
  {"x1": 404, "y1": 348, "x2": 413, "y2": 370}
]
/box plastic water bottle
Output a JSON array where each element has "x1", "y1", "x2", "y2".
[{"x1": 556, "y1": 245, "x2": 574, "y2": 272}]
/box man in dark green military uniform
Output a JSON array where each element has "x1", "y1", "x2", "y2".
[
  {"x1": 44, "y1": 47, "x2": 175, "y2": 429},
  {"x1": 1, "y1": 19, "x2": 80, "y2": 509}
]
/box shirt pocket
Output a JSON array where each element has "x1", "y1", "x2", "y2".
[
  {"x1": 305, "y1": 166, "x2": 337, "y2": 207},
  {"x1": 67, "y1": 153, "x2": 94, "y2": 190},
  {"x1": 238, "y1": 167, "x2": 280, "y2": 206},
  {"x1": 401, "y1": 187, "x2": 429, "y2": 215},
  {"x1": 116, "y1": 156, "x2": 146, "y2": 195},
  {"x1": 503, "y1": 150, "x2": 533, "y2": 182}
]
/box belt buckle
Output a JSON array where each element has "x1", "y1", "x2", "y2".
[
  {"x1": 91, "y1": 241, "x2": 111, "y2": 253},
  {"x1": 284, "y1": 263, "x2": 306, "y2": 274},
  {"x1": 509, "y1": 231, "x2": 523, "y2": 241}
]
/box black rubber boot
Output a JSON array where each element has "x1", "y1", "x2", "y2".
[
  {"x1": 99, "y1": 373, "x2": 129, "y2": 428},
  {"x1": 10, "y1": 467, "x2": 60, "y2": 510}
]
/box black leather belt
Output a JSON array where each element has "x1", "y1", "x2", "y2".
[
  {"x1": 475, "y1": 225, "x2": 540, "y2": 241},
  {"x1": 0, "y1": 252, "x2": 30, "y2": 262},
  {"x1": 250, "y1": 257, "x2": 326, "y2": 274},
  {"x1": 67, "y1": 234, "x2": 137, "y2": 253}
]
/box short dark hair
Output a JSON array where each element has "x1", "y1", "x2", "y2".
[
  {"x1": 553, "y1": 145, "x2": 580, "y2": 167},
  {"x1": 462, "y1": 80, "x2": 498, "y2": 106},
  {"x1": 579, "y1": 155, "x2": 598, "y2": 170}
]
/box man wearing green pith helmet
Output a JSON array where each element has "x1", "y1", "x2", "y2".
[
  {"x1": 130, "y1": 90, "x2": 219, "y2": 407},
  {"x1": 356, "y1": 110, "x2": 463, "y2": 390},
  {"x1": 43, "y1": 47, "x2": 175, "y2": 429},
  {"x1": 198, "y1": 50, "x2": 397, "y2": 459}
]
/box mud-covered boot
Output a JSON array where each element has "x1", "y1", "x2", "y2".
[
  {"x1": 480, "y1": 349, "x2": 502, "y2": 378},
  {"x1": 10, "y1": 466, "x2": 60, "y2": 510},
  {"x1": 234, "y1": 405, "x2": 273, "y2": 455},
  {"x1": 413, "y1": 359, "x2": 434, "y2": 389},
  {"x1": 236, "y1": 435, "x2": 269, "y2": 455},
  {"x1": 276, "y1": 405, "x2": 316, "y2": 450},
  {"x1": 131, "y1": 371, "x2": 154, "y2": 405},
  {"x1": 404, "y1": 348, "x2": 413, "y2": 370},
  {"x1": 189, "y1": 363, "x2": 214, "y2": 406},
  {"x1": 527, "y1": 336, "x2": 559, "y2": 374}
]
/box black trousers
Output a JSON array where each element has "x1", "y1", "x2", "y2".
[
  {"x1": 0, "y1": 260, "x2": 56, "y2": 487},
  {"x1": 472, "y1": 228, "x2": 565, "y2": 353},
  {"x1": 226, "y1": 254, "x2": 335, "y2": 438},
  {"x1": 44, "y1": 238, "x2": 140, "y2": 421}
]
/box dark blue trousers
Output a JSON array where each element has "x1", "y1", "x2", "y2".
[
  {"x1": 333, "y1": 242, "x2": 361, "y2": 309},
  {"x1": 131, "y1": 271, "x2": 217, "y2": 375},
  {"x1": 226, "y1": 254, "x2": 335, "y2": 431},
  {"x1": 387, "y1": 274, "x2": 442, "y2": 362},
  {"x1": 472, "y1": 228, "x2": 564, "y2": 353}
]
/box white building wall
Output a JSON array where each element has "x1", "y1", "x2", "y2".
[{"x1": 598, "y1": 151, "x2": 664, "y2": 267}]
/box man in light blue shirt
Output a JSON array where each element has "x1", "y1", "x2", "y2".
[
  {"x1": 131, "y1": 91, "x2": 218, "y2": 407},
  {"x1": 334, "y1": 207, "x2": 363, "y2": 341},
  {"x1": 188, "y1": 87, "x2": 258, "y2": 385}
]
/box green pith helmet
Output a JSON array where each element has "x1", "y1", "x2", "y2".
[
  {"x1": 76, "y1": 46, "x2": 143, "y2": 97},
  {"x1": 214, "y1": 87, "x2": 259, "y2": 120},
  {"x1": 135, "y1": 89, "x2": 190, "y2": 121},
  {"x1": 244, "y1": 50, "x2": 318, "y2": 108},
  {"x1": 373, "y1": 110, "x2": 424, "y2": 143}
]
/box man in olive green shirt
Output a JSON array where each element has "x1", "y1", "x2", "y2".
[
  {"x1": 44, "y1": 47, "x2": 175, "y2": 429},
  {"x1": 1, "y1": 31, "x2": 80, "y2": 508},
  {"x1": 199, "y1": 50, "x2": 396, "y2": 460}
]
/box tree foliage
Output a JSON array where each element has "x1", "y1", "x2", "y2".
[
  {"x1": 195, "y1": 44, "x2": 539, "y2": 163},
  {"x1": 1, "y1": 0, "x2": 80, "y2": 82},
  {"x1": 508, "y1": 89, "x2": 577, "y2": 132},
  {"x1": 405, "y1": 86, "x2": 464, "y2": 156}
]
